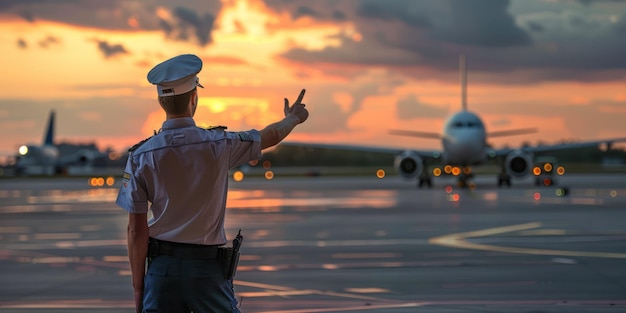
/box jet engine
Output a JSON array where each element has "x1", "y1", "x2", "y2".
[
  {"x1": 504, "y1": 150, "x2": 532, "y2": 178},
  {"x1": 394, "y1": 151, "x2": 424, "y2": 179}
]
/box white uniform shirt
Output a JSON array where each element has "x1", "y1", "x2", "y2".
[{"x1": 116, "y1": 117, "x2": 261, "y2": 245}]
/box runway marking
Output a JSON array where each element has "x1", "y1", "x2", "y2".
[
  {"x1": 254, "y1": 302, "x2": 426, "y2": 313},
  {"x1": 429, "y1": 222, "x2": 626, "y2": 259},
  {"x1": 235, "y1": 280, "x2": 391, "y2": 302}
]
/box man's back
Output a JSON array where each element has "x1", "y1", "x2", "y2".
[{"x1": 121, "y1": 117, "x2": 261, "y2": 245}]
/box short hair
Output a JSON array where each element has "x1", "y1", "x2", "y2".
[{"x1": 158, "y1": 88, "x2": 196, "y2": 115}]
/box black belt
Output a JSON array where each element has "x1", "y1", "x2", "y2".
[{"x1": 148, "y1": 238, "x2": 218, "y2": 259}]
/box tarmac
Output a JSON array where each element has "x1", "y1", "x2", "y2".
[{"x1": 1, "y1": 173, "x2": 625, "y2": 312}]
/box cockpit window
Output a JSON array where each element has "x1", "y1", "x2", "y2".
[{"x1": 451, "y1": 121, "x2": 483, "y2": 128}]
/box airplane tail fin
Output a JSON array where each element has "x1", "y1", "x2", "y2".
[
  {"x1": 460, "y1": 54, "x2": 467, "y2": 111},
  {"x1": 43, "y1": 110, "x2": 55, "y2": 146}
]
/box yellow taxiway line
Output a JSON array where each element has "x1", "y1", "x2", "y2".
[{"x1": 429, "y1": 222, "x2": 626, "y2": 259}]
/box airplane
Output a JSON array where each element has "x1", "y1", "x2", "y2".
[
  {"x1": 278, "y1": 55, "x2": 626, "y2": 188},
  {"x1": 15, "y1": 110, "x2": 110, "y2": 175}
]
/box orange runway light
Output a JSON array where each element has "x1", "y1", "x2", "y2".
[
  {"x1": 433, "y1": 168, "x2": 442, "y2": 177},
  {"x1": 376, "y1": 169, "x2": 385, "y2": 179},
  {"x1": 264, "y1": 171, "x2": 274, "y2": 180},
  {"x1": 543, "y1": 163, "x2": 553, "y2": 172},
  {"x1": 233, "y1": 171, "x2": 244, "y2": 182},
  {"x1": 533, "y1": 167, "x2": 542, "y2": 176},
  {"x1": 451, "y1": 167, "x2": 461, "y2": 176},
  {"x1": 557, "y1": 166, "x2": 565, "y2": 175}
]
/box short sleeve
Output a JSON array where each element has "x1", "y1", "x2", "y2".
[
  {"x1": 115, "y1": 154, "x2": 149, "y2": 214},
  {"x1": 227, "y1": 129, "x2": 262, "y2": 169}
]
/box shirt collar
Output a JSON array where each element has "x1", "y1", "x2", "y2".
[{"x1": 161, "y1": 117, "x2": 196, "y2": 130}]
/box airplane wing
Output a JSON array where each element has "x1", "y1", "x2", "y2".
[
  {"x1": 493, "y1": 137, "x2": 626, "y2": 156},
  {"x1": 276, "y1": 141, "x2": 442, "y2": 160}
]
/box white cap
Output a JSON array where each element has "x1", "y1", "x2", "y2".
[{"x1": 147, "y1": 54, "x2": 204, "y2": 97}]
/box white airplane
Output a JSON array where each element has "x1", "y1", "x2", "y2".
[
  {"x1": 280, "y1": 55, "x2": 626, "y2": 188},
  {"x1": 15, "y1": 110, "x2": 109, "y2": 175}
]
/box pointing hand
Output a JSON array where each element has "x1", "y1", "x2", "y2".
[{"x1": 284, "y1": 89, "x2": 309, "y2": 124}]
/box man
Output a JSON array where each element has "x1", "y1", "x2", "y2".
[{"x1": 116, "y1": 54, "x2": 308, "y2": 313}]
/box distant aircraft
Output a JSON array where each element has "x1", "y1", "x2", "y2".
[
  {"x1": 15, "y1": 110, "x2": 109, "y2": 175},
  {"x1": 280, "y1": 55, "x2": 626, "y2": 188}
]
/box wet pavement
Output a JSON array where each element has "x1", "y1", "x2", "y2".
[{"x1": 1, "y1": 173, "x2": 625, "y2": 312}]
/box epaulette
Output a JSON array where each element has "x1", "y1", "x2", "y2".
[
  {"x1": 128, "y1": 136, "x2": 152, "y2": 152},
  {"x1": 206, "y1": 125, "x2": 227, "y2": 131}
]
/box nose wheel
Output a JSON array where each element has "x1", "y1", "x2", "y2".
[{"x1": 417, "y1": 171, "x2": 432, "y2": 188}]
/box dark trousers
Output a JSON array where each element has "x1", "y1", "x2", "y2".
[{"x1": 143, "y1": 255, "x2": 240, "y2": 313}]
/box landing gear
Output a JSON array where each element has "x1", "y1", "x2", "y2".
[
  {"x1": 498, "y1": 172, "x2": 511, "y2": 187},
  {"x1": 456, "y1": 167, "x2": 474, "y2": 188},
  {"x1": 417, "y1": 172, "x2": 432, "y2": 188}
]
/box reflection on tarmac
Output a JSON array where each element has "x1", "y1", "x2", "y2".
[{"x1": 1, "y1": 174, "x2": 625, "y2": 312}]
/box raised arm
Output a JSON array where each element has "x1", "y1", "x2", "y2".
[{"x1": 260, "y1": 89, "x2": 309, "y2": 150}]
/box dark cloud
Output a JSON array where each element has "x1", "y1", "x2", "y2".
[
  {"x1": 0, "y1": 0, "x2": 222, "y2": 47},
  {"x1": 95, "y1": 40, "x2": 129, "y2": 59},
  {"x1": 38, "y1": 35, "x2": 60, "y2": 49},
  {"x1": 267, "y1": 0, "x2": 626, "y2": 84},
  {"x1": 170, "y1": 7, "x2": 216, "y2": 46},
  {"x1": 396, "y1": 95, "x2": 448, "y2": 120},
  {"x1": 526, "y1": 20, "x2": 545, "y2": 32},
  {"x1": 429, "y1": 0, "x2": 531, "y2": 47},
  {"x1": 293, "y1": 6, "x2": 320, "y2": 19},
  {"x1": 332, "y1": 10, "x2": 347, "y2": 21},
  {"x1": 578, "y1": 0, "x2": 626, "y2": 5},
  {"x1": 17, "y1": 38, "x2": 27, "y2": 49},
  {"x1": 356, "y1": 0, "x2": 432, "y2": 28}
]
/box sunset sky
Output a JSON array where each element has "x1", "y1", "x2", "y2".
[{"x1": 1, "y1": 0, "x2": 625, "y2": 157}]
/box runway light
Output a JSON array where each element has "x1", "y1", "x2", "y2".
[
  {"x1": 543, "y1": 178, "x2": 552, "y2": 186},
  {"x1": 445, "y1": 185, "x2": 453, "y2": 194},
  {"x1": 19, "y1": 145, "x2": 29, "y2": 155},
  {"x1": 448, "y1": 193, "x2": 460, "y2": 202},
  {"x1": 444, "y1": 165, "x2": 452, "y2": 174},
  {"x1": 610, "y1": 190, "x2": 617, "y2": 197},
  {"x1": 543, "y1": 163, "x2": 553, "y2": 172},
  {"x1": 533, "y1": 192, "x2": 541, "y2": 201},
  {"x1": 262, "y1": 160, "x2": 272, "y2": 169},
  {"x1": 376, "y1": 169, "x2": 385, "y2": 179},
  {"x1": 265, "y1": 170, "x2": 274, "y2": 180},
  {"x1": 233, "y1": 171, "x2": 244, "y2": 182},
  {"x1": 556, "y1": 187, "x2": 568, "y2": 197},
  {"x1": 533, "y1": 167, "x2": 541, "y2": 176},
  {"x1": 96, "y1": 177, "x2": 105, "y2": 186},
  {"x1": 106, "y1": 177, "x2": 115, "y2": 186},
  {"x1": 557, "y1": 166, "x2": 565, "y2": 175},
  {"x1": 451, "y1": 167, "x2": 461, "y2": 176},
  {"x1": 433, "y1": 168, "x2": 442, "y2": 177},
  {"x1": 463, "y1": 167, "x2": 472, "y2": 175}
]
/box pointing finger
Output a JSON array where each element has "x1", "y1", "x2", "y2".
[{"x1": 295, "y1": 89, "x2": 306, "y2": 104}]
